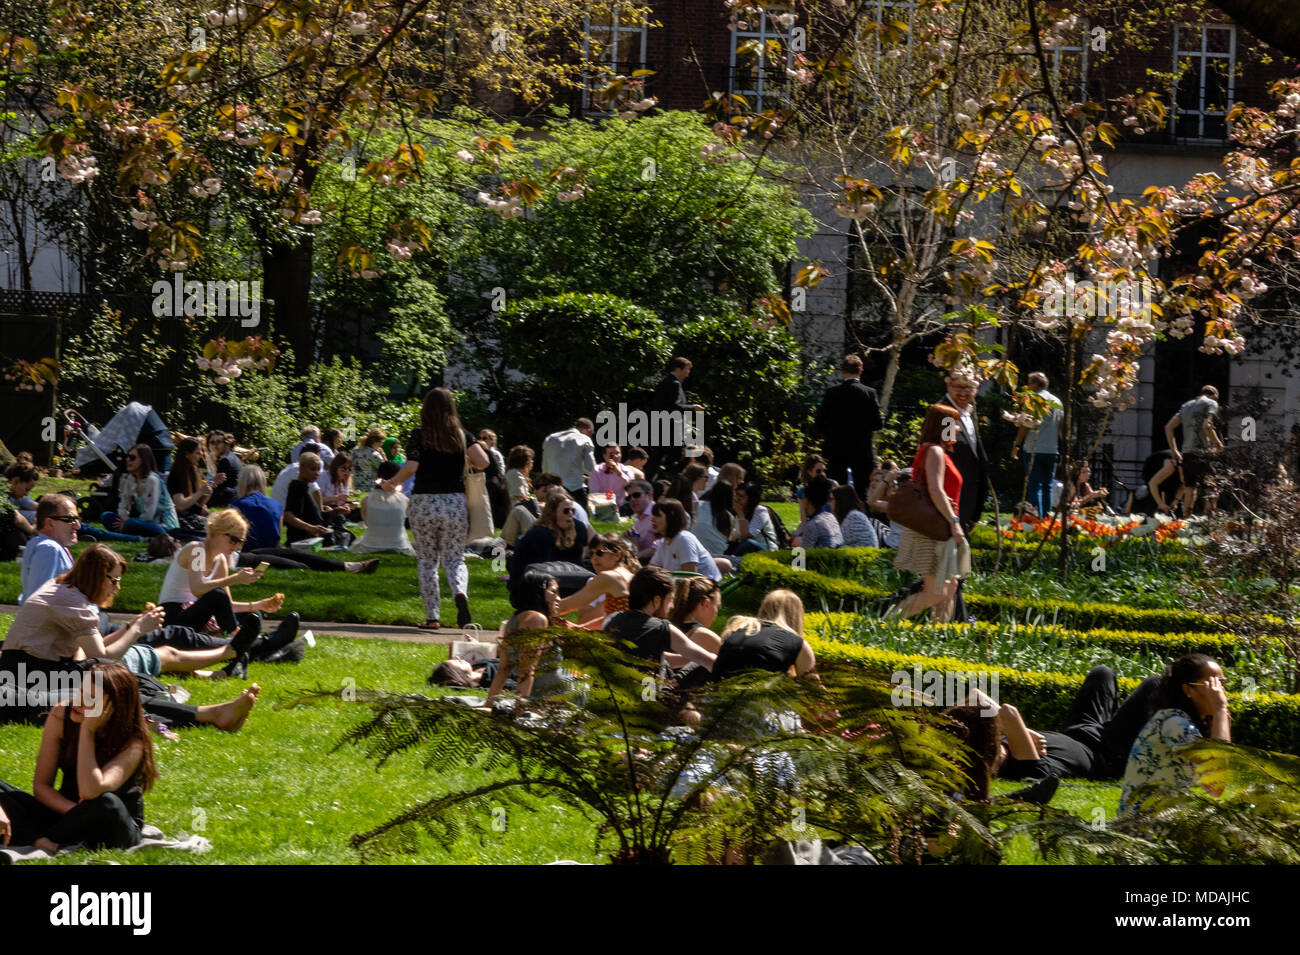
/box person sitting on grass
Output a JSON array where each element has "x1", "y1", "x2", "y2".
[
  {"x1": 603, "y1": 566, "x2": 717, "y2": 672},
  {"x1": 666, "y1": 464, "x2": 708, "y2": 521},
  {"x1": 666, "y1": 575, "x2": 724, "y2": 656},
  {"x1": 285, "y1": 451, "x2": 351, "y2": 548},
  {"x1": 485, "y1": 569, "x2": 585, "y2": 709},
  {"x1": 589, "y1": 445, "x2": 637, "y2": 510},
  {"x1": 795, "y1": 453, "x2": 832, "y2": 521},
  {"x1": 710, "y1": 589, "x2": 817, "y2": 681},
  {"x1": 428, "y1": 655, "x2": 512, "y2": 693},
  {"x1": 5, "y1": 462, "x2": 40, "y2": 534},
  {"x1": 727, "y1": 480, "x2": 778, "y2": 556},
  {"x1": 622, "y1": 479, "x2": 659, "y2": 562},
  {"x1": 353, "y1": 428, "x2": 387, "y2": 493},
  {"x1": 650, "y1": 498, "x2": 723, "y2": 581},
  {"x1": 791, "y1": 476, "x2": 843, "y2": 550},
  {"x1": 553, "y1": 534, "x2": 638, "y2": 626},
  {"x1": 166, "y1": 437, "x2": 218, "y2": 540},
  {"x1": 624, "y1": 447, "x2": 649, "y2": 481},
  {"x1": 504, "y1": 445, "x2": 535, "y2": 507},
  {"x1": 205, "y1": 430, "x2": 241, "y2": 507},
  {"x1": 1119, "y1": 654, "x2": 1231, "y2": 817},
  {"x1": 831, "y1": 484, "x2": 879, "y2": 548},
  {"x1": 350, "y1": 461, "x2": 415, "y2": 555},
  {"x1": 103, "y1": 444, "x2": 179, "y2": 539},
  {"x1": 691, "y1": 479, "x2": 735, "y2": 560},
  {"x1": 19, "y1": 494, "x2": 79, "y2": 603},
  {"x1": 508, "y1": 489, "x2": 590, "y2": 599},
  {"x1": 321, "y1": 451, "x2": 361, "y2": 526},
  {"x1": 231, "y1": 466, "x2": 375, "y2": 572},
  {"x1": 1063, "y1": 461, "x2": 1111, "y2": 513},
  {"x1": 0, "y1": 548, "x2": 262, "y2": 731},
  {"x1": 0, "y1": 661, "x2": 164, "y2": 853}
]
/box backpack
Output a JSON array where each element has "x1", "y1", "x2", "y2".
[{"x1": 764, "y1": 505, "x2": 793, "y2": 550}]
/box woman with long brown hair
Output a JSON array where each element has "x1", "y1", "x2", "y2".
[
  {"x1": 103, "y1": 443, "x2": 179, "y2": 538},
  {"x1": 0, "y1": 662, "x2": 161, "y2": 851},
  {"x1": 891, "y1": 404, "x2": 970, "y2": 621},
  {"x1": 381, "y1": 387, "x2": 490, "y2": 629}
]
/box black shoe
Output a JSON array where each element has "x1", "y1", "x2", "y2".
[
  {"x1": 221, "y1": 653, "x2": 250, "y2": 680},
  {"x1": 454, "y1": 593, "x2": 472, "y2": 629},
  {"x1": 229, "y1": 624, "x2": 261, "y2": 657},
  {"x1": 251, "y1": 612, "x2": 300, "y2": 661},
  {"x1": 1006, "y1": 775, "x2": 1060, "y2": 805},
  {"x1": 263, "y1": 638, "x2": 307, "y2": 664}
]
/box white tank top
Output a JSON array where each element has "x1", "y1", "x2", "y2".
[{"x1": 159, "y1": 544, "x2": 218, "y2": 605}]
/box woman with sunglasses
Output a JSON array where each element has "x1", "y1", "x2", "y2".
[
  {"x1": 157, "y1": 509, "x2": 283, "y2": 660},
  {"x1": 508, "y1": 490, "x2": 590, "y2": 604},
  {"x1": 102, "y1": 444, "x2": 179, "y2": 539},
  {"x1": 0, "y1": 546, "x2": 262, "y2": 731},
  {"x1": 553, "y1": 533, "x2": 638, "y2": 626}
]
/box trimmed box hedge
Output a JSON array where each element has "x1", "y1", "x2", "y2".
[
  {"x1": 804, "y1": 611, "x2": 1257, "y2": 662},
  {"x1": 808, "y1": 633, "x2": 1300, "y2": 755},
  {"x1": 740, "y1": 553, "x2": 1228, "y2": 635}
]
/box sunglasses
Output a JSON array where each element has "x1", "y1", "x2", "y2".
[
  {"x1": 49, "y1": 515, "x2": 80, "y2": 524},
  {"x1": 628, "y1": 492, "x2": 645, "y2": 499},
  {"x1": 107, "y1": 575, "x2": 122, "y2": 586},
  {"x1": 228, "y1": 535, "x2": 245, "y2": 545},
  {"x1": 126, "y1": 454, "x2": 139, "y2": 461},
  {"x1": 560, "y1": 507, "x2": 574, "y2": 515}
]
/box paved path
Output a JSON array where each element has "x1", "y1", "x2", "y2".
[{"x1": 0, "y1": 604, "x2": 495, "y2": 647}]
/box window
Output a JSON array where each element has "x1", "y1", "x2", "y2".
[
  {"x1": 868, "y1": 0, "x2": 918, "y2": 50},
  {"x1": 730, "y1": 9, "x2": 796, "y2": 111},
  {"x1": 582, "y1": 5, "x2": 648, "y2": 112},
  {"x1": 1172, "y1": 24, "x2": 1236, "y2": 141},
  {"x1": 1044, "y1": 26, "x2": 1088, "y2": 102}
]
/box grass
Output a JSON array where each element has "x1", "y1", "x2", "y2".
[{"x1": 0, "y1": 491, "x2": 1128, "y2": 864}]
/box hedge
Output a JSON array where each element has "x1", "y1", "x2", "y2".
[
  {"x1": 809, "y1": 634, "x2": 1300, "y2": 755},
  {"x1": 803, "y1": 612, "x2": 1261, "y2": 663},
  {"x1": 739, "y1": 553, "x2": 1229, "y2": 635}
]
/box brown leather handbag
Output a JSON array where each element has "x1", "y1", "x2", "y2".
[{"x1": 886, "y1": 452, "x2": 953, "y2": 541}]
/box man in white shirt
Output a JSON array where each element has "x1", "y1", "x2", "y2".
[
  {"x1": 289, "y1": 425, "x2": 334, "y2": 467},
  {"x1": 272, "y1": 443, "x2": 323, "y2": 506},
  {"x1": 542, "y1": 418, "x2": 597, "y2": 509}
]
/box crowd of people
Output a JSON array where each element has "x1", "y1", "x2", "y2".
[{"x1": 0, "y1": 353, "x2": 1243, "y2": 853}]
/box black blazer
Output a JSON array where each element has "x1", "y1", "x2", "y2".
[
  {"x1": 815, "y1": 379, "x2": 883, "y2": 459},
  {"x1": 941, "y1": 398, "x2": 989, "y2": 529},
  {"x1": 651, "y1": 373, "x2": 692, "y2": 413}
]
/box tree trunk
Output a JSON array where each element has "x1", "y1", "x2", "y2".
[{"x1": 261, "y1": 236, "x2": 316, "y2": 373}]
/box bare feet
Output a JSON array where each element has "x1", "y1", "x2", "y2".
[{"x1": 200, "y1": 684, "x2": 260, "y2": 733}]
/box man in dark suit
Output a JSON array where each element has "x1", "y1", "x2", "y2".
[
  {"x1": 815, "y1": 354, "x2": 883, "y2": 494},
  {"x1": 942, "y1": 369, "x2": 989, "y2": 530},
  {"x1": 648, "y1": 356, "x2": 703, "y2": 480}
]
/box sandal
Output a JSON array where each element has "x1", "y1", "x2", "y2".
[{"x1": 417, "y1": 620, "x2": 441, "y2": 631}]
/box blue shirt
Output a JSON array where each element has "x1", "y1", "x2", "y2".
[
  {"x1": 19, "y1": 534, "x2": 74, "y2": 604},
  {"x1": 231, "y1": 492, "x2": 284, "y2": 550}
]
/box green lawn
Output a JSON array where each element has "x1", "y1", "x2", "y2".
[{"x1": 1, "y1": 491, "x2": 1126, "y2": 864}]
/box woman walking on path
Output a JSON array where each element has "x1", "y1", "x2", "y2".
[{"x1": 381, "y1": 388, "x2": 489, "y2": 630}]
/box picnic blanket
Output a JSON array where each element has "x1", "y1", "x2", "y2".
[{"x1": 0, "y1": 825, "x2": 212, "y2": 864}]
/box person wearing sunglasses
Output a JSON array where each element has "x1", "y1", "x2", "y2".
[
  {"x1": 621, "y1": 479, "x2": 659, "y2": 562},
  {"x1": 18, "y1": 495, "x2": 81, "y2": 604},
  {"x1": 157, "y1": 509, "x2": 288, "y2": 673},
  {"x1": 507, "y1": 490, "x2": 591, "y2": 603},
  {"x1": 101, "y1": 444, "x2": 179, "y2": 539},
  {"x1": 553, "y1": 534, "x2": 639, "y2": 626}
]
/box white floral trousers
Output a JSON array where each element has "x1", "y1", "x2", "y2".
[{"x1": 408, "y1": 492, "x2": 469, "y2": 620}]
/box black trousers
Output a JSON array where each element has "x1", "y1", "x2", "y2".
[
  {"x1": 0, "y1": 649, "x2": 199, "y2": 729},
  {"x1": 1000, "y1": 666, "x2": 1160, "y2": 781},
  {"x1": 161, "y1": 592, "x2": 261, "y2": 644},
  {"x1": 0, "y1": 783, "x2": 140, "y2": 849},
  {"x1": 241, "y1": 548, "x2": 350, "y2": 571},
  {"x1": 827, "y1": 452, "x2": 874, "y2": 495}
]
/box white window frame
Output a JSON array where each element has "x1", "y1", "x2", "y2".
[
  {"x1": 729, "y1": 9, "x2": 796, "y2": 111},
  {"x1": 1044, "y1": 22, "x2": 1088, "y2": 103},
  {"x1": 582, "y1": 5, "x2": 649, "y2": 113},
  {"x1": 1172, "y1": 23, "x2": 1237, "y2": 142}
]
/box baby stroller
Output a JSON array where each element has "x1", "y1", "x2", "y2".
[{"x1": 68, "y1": 403, "x2": 176, "y2": 519}]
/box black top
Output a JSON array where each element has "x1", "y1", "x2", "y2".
[
  {"x1": 508, "y1": 523, "x2": 590, "y2": 592},
  {"x1": 59, "y1": 720, "x2": 145, "y2": 829},
  {"x1": 711, "y1": 622, "x2": 804, "y2": 680},
  {"x1": 815, "y1": 379, "x2": 884, "y2": 459},
  {"x1": 651, "y1": 373, "x2": 692, "y2": 413},
  {"x1": 407, "y1": 428, "x2": 479, "y2": 495},
  {"x1": 284, "y1": 479, "x2": 325, "y2": 543},
  {"x1": 605, "y1": 610, "x2": 673, "y2": 661}
]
